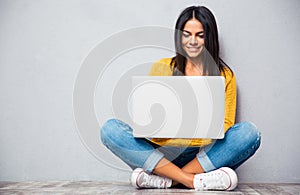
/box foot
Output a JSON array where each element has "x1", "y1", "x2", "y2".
[
  {"x1": 193, "y1": 167, "x2": 238, "y2": 191},
  {"x1": 130, "y1": 168, "x2": 172, "y2": 189}
]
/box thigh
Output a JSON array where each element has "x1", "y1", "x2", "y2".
[
  {"x1": 198, "y1": 122, "x2": 261, "y2": 171},
  {"x1": 101, "y1": 119, "x2": 153, "y2": 150},
  {"x1": 101, "y1": 119, "x2": 162, "y2": 170}
]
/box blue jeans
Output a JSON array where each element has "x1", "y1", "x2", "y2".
[{"x1": 100, "y1": 119, "x2": 261, "y2": 174}]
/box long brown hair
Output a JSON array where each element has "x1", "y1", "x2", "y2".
[{"x1": 172, "y1": 6, "x2": 232, "y2": 76}]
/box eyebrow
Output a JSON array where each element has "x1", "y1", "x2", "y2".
[{"x1": 183, "y1": 30, "x2": 204, "y2": 34}]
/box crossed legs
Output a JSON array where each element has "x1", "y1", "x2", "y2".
[
  {"x1": 101, "y1": 119, "x2": 261, "y2": 189},
  {"x1": 153, "y1": 157, "x2": 204, "y2": 188}
]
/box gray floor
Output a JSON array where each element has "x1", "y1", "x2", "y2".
[{"x1": 0, "y1": 181, "x2": 299, "y2": 195}]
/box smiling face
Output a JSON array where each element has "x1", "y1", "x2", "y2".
[{"x1": 181, "y1": 18, "x2": 205, "y2": 59}]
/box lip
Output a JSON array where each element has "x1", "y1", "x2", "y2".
[{"x1": 186, "y1": 47, "x2": 201, "y2": 52}]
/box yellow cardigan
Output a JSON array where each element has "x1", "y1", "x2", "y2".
[{"x1": 148, "y1": 58, "x2": 236, "y2": 147}]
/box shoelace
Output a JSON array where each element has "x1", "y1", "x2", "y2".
[
  {"x1": 141, "y1": 173, "x2": 166, "y2": 188},
  {"x1": 201, "y1": 172, "x2": 227, "y2": 189}
]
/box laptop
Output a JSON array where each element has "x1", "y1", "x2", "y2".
[{"x1": 129, "y1": 76, "x2": 225, "y2": 139}]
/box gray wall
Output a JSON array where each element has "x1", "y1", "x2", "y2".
[{"x1": 1, "y1": 0, "x2": 299, "y2": 183}]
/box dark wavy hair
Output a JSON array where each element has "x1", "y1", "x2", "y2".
[{"x1": 172, "y1": 6, "x2": 232, "y2": 76}]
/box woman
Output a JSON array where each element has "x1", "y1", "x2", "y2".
[{"x1": 101, "y1": 6, "x2": 261, "y2": 191}]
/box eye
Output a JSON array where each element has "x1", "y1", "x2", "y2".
[
  {"x1": 198, "y1": 34, "x2": 204, "y2": 38},
  {"x1": 182, "y1": 33, "x2": 190, "y2": 38}
]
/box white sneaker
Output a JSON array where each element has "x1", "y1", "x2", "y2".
[
  {"x1": 130, "y1": 168, "x2": 172, "y2": 189},
  {"x1": 193, "y1": 167, "x2": 238, "y2": 191}
]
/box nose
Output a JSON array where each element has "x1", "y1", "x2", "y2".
[{"x1": 189, "y1": 36, "x2": 198, "y2": 45}]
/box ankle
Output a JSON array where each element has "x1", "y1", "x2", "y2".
[{"x1": 181, "y1": 173, "x2": 195, "y2": 189}]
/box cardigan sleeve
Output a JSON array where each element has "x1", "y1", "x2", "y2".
[{"x1": 223, "y1": 69, "x2": 237, "y2": 133}]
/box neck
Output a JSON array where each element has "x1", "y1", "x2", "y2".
[
  {"x1": 186, "y1": 58, "x2": 203, "y2": 69},
  {"x1": 185, "y1": 59, "x2": 204, "y2": 76}
]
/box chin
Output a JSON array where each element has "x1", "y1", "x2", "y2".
[{"x1": 186, "y1": 52, "x2": 201, "y2": 58}]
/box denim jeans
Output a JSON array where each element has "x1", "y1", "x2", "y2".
[{"x1": 100, "y1": 119, "x2": 261, "y2": 174}]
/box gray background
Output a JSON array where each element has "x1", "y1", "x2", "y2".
[{"x1": 1, "y1": 0, "x2": 299, "y2": 183}]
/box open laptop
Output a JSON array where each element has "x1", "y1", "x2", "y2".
[{"x1": 129, "y1": 76, "x2": 225, "y2": 139}]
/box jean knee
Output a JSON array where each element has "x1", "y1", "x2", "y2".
[
  {"x1": 238, "y1": 122, "x2": 261, "y2": 150},
  {"x1": 100, "y1": 118, "x2": 120, "y2": 145},
  {"x1": 100, "y1": 118, "x2": 132, "y2": 146}
]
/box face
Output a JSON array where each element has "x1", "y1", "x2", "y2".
[{"x1": 181, "y1": 18, "x2": 205, "y2": 59}]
